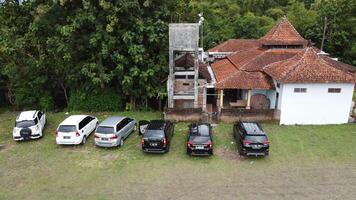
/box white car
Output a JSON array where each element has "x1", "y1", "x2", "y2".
[
  {"x1": 56, "y1": 115, "x2": 98, "y2": 145},
  {"x1": 13, "y1": 110, "x2": 46, "y2": 141}
]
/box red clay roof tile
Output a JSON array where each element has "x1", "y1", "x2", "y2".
[
  {"x1": 210, "y1": 58, "x2": 239, "y2": 82},
  {"x1": 209, "y1": 17, "x2": 356, "y2": 89},
  {"x1": 208, "y1": 39, "x2": 261, "y2": 52},
  {"x1": 240, "y1": 49, "x2": 302, "y2": 71},
  {"x1": 261, "y1": 17, "x2": 308, "y2": 46},
  {"x1": 263, "y1": 47, "x2": 356, "y2": 83},
  {"x1": 215, "y1": 71, "x2": 275, "y2": 90},
  {"x1": 227, "y1": 48, "x2": 265, "y2": 69}
]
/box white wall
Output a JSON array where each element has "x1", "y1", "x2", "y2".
[{"x1": 279, "y1": 83, "x2": 355, "y2": 125}]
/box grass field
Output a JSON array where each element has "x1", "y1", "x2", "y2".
[{"x1": 0, "y1": 110, "x2": 356, "y2": 199}]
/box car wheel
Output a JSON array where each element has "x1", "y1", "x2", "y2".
[
  {"x1": 210, "y1": 150, "x2": 214, "y2": 155},
  {"x1": 186, "y1": 149, "x2": 191, "y2": 155},
  {"x1": 119, "y1": 138, "x2": 124, "y2": 147},
  {"x1": 82, "y1": 136, "x2": 87, "y2": 145},
  {"x1": 166, "y1": 145, "x2": 170, "y2": 153}
]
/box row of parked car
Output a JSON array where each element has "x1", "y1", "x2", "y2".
[{"x1": 12, "y1": 110, "x2": 270, "y2": 156}]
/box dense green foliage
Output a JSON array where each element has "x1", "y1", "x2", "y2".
[
  {"x1": 67, "y1": 89, "x2": 123, "y2": 112},
  {"x1": 0, "y1": 0, "x2": 355, "y2": 110}
]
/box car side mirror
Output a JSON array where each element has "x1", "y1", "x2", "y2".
[{"x1": 138, "y1": 120, "x2": 150, "y2": 135}]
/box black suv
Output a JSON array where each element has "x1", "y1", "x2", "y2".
[
  {"x1": 233, "y1": 122, "x2": 269, "y2": 156},
  {"x1": 140, "y1": 120, "x2": 174, "y2": 153},
  {"x1": 187, "y1": 123, "x2": 213, "y2": 156}
]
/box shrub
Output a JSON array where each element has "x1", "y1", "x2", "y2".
[
  {"x1": 38, "y1": 93, "x2": 54, "y2": 111},
  {"x1": 68, "y1": 89, "x2": 123, "y2": 112},
  {"x1": 11, "y1": 87, "x2": 55, "y2": 111}
]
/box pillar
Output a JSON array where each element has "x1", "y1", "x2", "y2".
[
  {"x1": 202, "y1": 86, "x2": 207, "y2": 111},
  {"x1": 220, "y1": 89, "x2": 224, "y2": 108},
  {"x1": 246, "y1": 89, "x2": 251, "y2": 109}
]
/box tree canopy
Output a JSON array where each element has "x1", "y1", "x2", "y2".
[{"x1": 0, "y1": 0, "x2": 355, "y2": 110}]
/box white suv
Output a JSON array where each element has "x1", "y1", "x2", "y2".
[
  {"x1": 56, "y1": 115, "x2": 98, "y2": 145},
  {"x1": 13, "y1": 110, "x2": 46, "y2": 141}
]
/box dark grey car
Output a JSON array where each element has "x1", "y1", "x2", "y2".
[{"x1": 94, "y1": 116, "x2": 136, "y2": 147}]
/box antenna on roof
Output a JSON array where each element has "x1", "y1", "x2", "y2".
[
  {"x1": 320, "y1": 17, "x2": 327, "y2": 51},
  {"x1": 198, "y1": 12, "x2": 205, "y2": 48},
  {"x1": 307, "y1": 40, "x2": 313, "y2": 47}
]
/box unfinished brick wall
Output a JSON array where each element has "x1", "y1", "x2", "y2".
[
  {"x1": 164, "y1": 108, "x2": 203, "y2": 122},
  {"x1": 174, "y1": 79, "x2": 206, "y2": 109},
  {"x1": 174, "y1": 79, "x2": 194, "y2": 93},
  {"x1": 174, "y1": 100, "x2": 194, "y2": 109}
]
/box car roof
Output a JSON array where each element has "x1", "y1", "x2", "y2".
[
  {"x1": 147, "y1": 120, "x2": 168, "y2": 130},
  {"x1": 240, "y1": 122, "x2": 265, "y2": 135},
  {"x1": 60, "y1": 115, "x2": 89, "y2": 126},
  {"x1": 16, "y1": 110, "x2": 38, "y2": 121},
  {"x1": 99, "y1": 116, "x2": 125, "y2": 127}
]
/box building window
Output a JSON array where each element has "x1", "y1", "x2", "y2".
[
  {"x1": 294, "y1": 88, "x2": 307, "y2": 93},
  {"x1": 328, "y1": 88, "x2": 341, "y2": 93},
  {"x1": 182, "y1": 83, "x2": 190, "y2": 86},
  {"x1": 175, "y1": 75, "x2": 186, "y2": 79},
  {"x1": 187, "y1": 75, "x2": 194, "y2": 79}
]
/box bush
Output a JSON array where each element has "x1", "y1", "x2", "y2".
[
  {"x1": 38, "y1": 93, "x2": 54, "y2": 111},
  {"x1": 12, "y1": 88, "x2": 55, "y2": 111},
  {"x1": 68, "y1": 89, "x2": 123, "y2": 112}
]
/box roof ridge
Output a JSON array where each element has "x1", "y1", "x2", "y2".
[
  {"x1": 226, "y1": 56, "x2": 241, "y2": 72},
  {"x1": 284, "y1": 18, "x2": 304, "y2": 39},
  {"x1": 261, "y1": 17, "x2": 306, "y2": 45},
  {"x1": 240, "y1": 50, "x2": 268, "y2": 71},
  {"x1": 316, "y1": 51, "x2": 355, "y2": 79},
  {"x1": 271, "y1": 18, "x2": 284, "y2": 39},
  {"x1": 264, "y1": 47, "x2": 356, "y2": 83},
  {"x1": 262, "y1": 49, "x2": 304, "y2": 78},
  {"x1": 278, "y1": 53, "x2": 305, "y2": 81}
]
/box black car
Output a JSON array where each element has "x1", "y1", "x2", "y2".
[
  {"x1": 187, "y1": 123, "x2": 213, "y2": 156},
  {"x1": 140, "y1": 120, "x2": 174, "y2": 153},
  {"x1": 233, "y1": 121, "x2": 269, "y2": 156}
]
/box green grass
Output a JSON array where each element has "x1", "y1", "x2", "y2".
[
  {"x1": 353, "y1": 91, "x2": 356, "y2": 101},
  {"x1": 0, "y1": 111, "x2": 356, "y2": 199}
]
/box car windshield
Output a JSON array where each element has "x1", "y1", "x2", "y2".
[
  {"x1": 16, "y1": 120, "x2": 36, "y2": 128},
  {"x1": 190, "y1": 124, "x2": 209, "y2": 137},
  {"x1": 58, "y1": 125, "x2": 76, "y2": 132},
  {"x1": 245, "y1": 135, "x2": 268, "y2": 143},
  {"x1": 96, "y1": 126, "x2": 115, "y2": 134},
  {"x1": 144, "y1": 130, "x2": 164, "y2": 138}
]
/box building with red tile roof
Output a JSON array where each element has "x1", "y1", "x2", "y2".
[
  {"x1": 264, "y1": 47, "x2": 356, "y2": 84},
  {"x1": 205, "y1": 17, "x2": 356, "y2": 124},
  {"x1": 260, "y1": 18, "x2": 308, "y2": 47},
  {"x1": 167, "y1": 17, "x2": 355, "y2": 125}
]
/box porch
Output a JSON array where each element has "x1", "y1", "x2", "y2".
[
  {"x1": 164, "y1": 106, "x2": 278, "y2": 123},
  {"x1": 215, "y1": 89, "x2": 277, "y2": 110}
]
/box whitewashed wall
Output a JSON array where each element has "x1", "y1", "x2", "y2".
[{"x1": 279, "y1": 83, "x2": 355, "y2": 125}]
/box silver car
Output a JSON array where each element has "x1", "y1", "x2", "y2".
[{"x1": 94, "y1": 116, "x2": 136, "y2": 147}]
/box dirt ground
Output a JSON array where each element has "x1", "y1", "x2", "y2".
[{"x1": 117, "y1": 162, "x2": 356, "y2": 200}]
